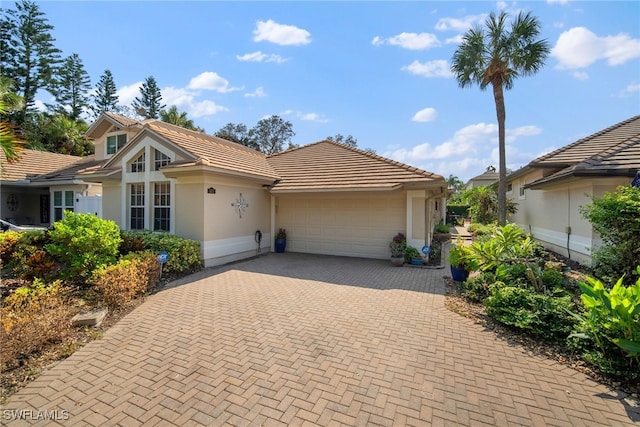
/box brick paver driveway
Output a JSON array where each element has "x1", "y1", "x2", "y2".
[{"x1": 3, "y1": 253, "x2": 638, "y2": 426}]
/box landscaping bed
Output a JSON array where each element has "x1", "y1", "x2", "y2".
[{"x1": 444, "y1": 270, "x2": 640, "y2": 402}]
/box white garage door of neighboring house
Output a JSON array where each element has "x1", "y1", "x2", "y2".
[{"x1": 276, "y1": 193, "x2": 405, "y2": 259}]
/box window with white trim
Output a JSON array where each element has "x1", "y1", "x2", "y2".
[
  {"x1": 130, "y1": 152, "x2": 145, "y2": 173},
  {"x1": 130, "y1": 183, "x2": 145, "y2": 230},
  {"x1": 53, "y1": 190, "x2": 74, "y2": 222},
  {"x1": 154, "y1": 149, "x2": 171, "y2": 171},
  {"x1": 153, "y1": 182, "x2": 170, "y2": 231},
  {"x1": 106, "y1": 134, "x2": 127, "y2": 155}
]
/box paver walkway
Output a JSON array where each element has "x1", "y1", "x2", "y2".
[{"x1": 2, "y1": 253, "x2": 638, "y2": 426}]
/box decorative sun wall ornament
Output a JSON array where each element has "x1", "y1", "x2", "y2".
[{"x1": 231, "y1": 193, "x2": 248, "y2": 218}]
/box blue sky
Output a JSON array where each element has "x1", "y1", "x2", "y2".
[{"x1": 27, "y1": 1, "x2": 640, "y2": 181}]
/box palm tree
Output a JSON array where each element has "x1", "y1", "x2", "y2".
[
  {"x1": 160, "y1": 106, "x2": 203, "y2": 132},
  {"x1": 451, "y1": 11, "x2": 550, "y2": 225},
  {"x1": 0, "y1": 76, "x2": 24, "y2": 163}
]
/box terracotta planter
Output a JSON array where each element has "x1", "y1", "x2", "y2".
[{"x1": 390, "y1": 256, "x2": 404, "y2": 267}]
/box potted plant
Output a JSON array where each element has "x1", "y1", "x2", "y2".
[
  {"x1": 404, "y1": 246, "x2": 423, "y2": 265},
  {"x1": 275, "y1": 228, "x2": 287, "y2": 253},
  {"x1": 389, "y1": 232, "x2": 406, "y2": 266},
  {"x1": 448, "y1": 240, "x2": 471, "y2": 281},
  {"x1": 432, "y1": 221, "x2": 451, "y2": 242}
]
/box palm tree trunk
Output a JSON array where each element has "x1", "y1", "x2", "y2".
[{"x1": 492, "y1": 82, "x2": 507, "y2": 226}]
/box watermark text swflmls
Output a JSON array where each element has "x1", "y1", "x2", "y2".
[{"x1": 2, "y1": 409, "x2": 70, "y2": 421}]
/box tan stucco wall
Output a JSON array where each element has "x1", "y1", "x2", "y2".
[
  {"x1": 101, "y1": 182, "x2": 123, "y2": 226},
  {"x1": 509, "y1": 172, "x2": 630, "y2": 265},
  {"x1": 275, "y1": 191, "x2": 406, "y2": 259}
]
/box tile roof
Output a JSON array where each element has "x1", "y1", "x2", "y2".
[
  {"x1": 524, "y1": 115, "x2": 640, "y2": 188},
  {"x1": 102, "y1": 112, "x2": 142, "y2": 128},
  {"x1": 30, "y1": 155, "x2": 104, "y2": 183},
  {"x1": 266, "y1": 140, "x2": 444, "y2": 192},
  {"x1": 0, "y1": 149, "x2": 84, "y2": 183},
  {"x1": 143, "y1": 121, "x2": 280, "y2": 180},
  {"x1": 531, "y1": 115, "x2": 640, "y2": 167}
]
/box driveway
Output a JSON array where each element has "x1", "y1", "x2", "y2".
[{"x1": 2, "y1": 253, "x2": 637, "y2": 426}]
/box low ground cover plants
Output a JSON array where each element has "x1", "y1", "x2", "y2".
[
  {"x1": 0, "y1": 212, "x2": 202, "y2": 401},
  {"x1": 448, "y1": 219, "x2": 639, "y2": 395}
]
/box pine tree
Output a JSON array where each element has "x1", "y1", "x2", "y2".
[
  {"x1": 131, "y1": 76, "x2": 165, "y2": 119},
  {"x1": 0, "y1": 0, "x2": 62, "y2": 124},
  {"x1": 91, "y1": 69, "x2": 119, "y2": 117},
  {"x1": 52, "y1": 53, "x2": 91, "y2": 119}
]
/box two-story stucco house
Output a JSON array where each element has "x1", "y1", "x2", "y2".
[{"x1": 78, "y1": 113, "x2": 447, "y2": 267}]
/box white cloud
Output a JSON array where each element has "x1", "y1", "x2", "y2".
[
  {"x1": 117, "y1": 81, "x2": 142, "y2": 106},
  {"x1": 190, "y1": 100, "x2": 228, "y2": 118},
  {"x1": 383, "y1": 122, "x2": 542, "y2": 181},
  {"x1": 572, "y1": 71, "x2": 589, "y2": 80},
  {"x1": 371, "y1": 32, "x2": 440, "y2": 50},
  {"x1": 435, "y1": 14, "x2": 486, "y2": 32},
  {"x1": 402, "y1": 60, "x2": 452, "y2": 78},
  {"x1": 444, "y1": 35, "x2": 464, "y2": 45},
  {"x1": 552, "y1": 27, "x2": 640, "y2": 69},
  {"x1": 253, "y1": 19, "x2": 311, "y2": 46},
  {"x1": 496, "y1": 1, "x2": 508, "y2": 10},
  {"x1": 300, "y1": 112, "x2": 327, "y2": 122},
  {"x1": 547, "y1": 0, "x2": 569, "y2": 4},
  {"x1": 245, "y1": 87, "x2": 266, "y2": 98},
  {"x1": 614, "y1": 82, "x2": 640, "y2": 98},
  {"x1": 236, "y1": 51, "x2": 288, "y2": 64},
  {"x1": 160, "y1": 86, "x2": 229, "y2": 118},
  {"x1": 33, "y1": 99, "x2": 47, "y2": 112},
  {"x1": 412, "y1": 107, "x2": 438, "y2": 122},
  {"x1": 188, "y1": 71, "x2": 241, "y2": 93}
]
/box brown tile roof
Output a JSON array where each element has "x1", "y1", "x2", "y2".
[
  {"x1": 30, "y1": 155, "x2": 104, "y2": 183},
  {"x1": 102, "y1": 112, "x2": 142, "y2": 127},
  {"x1": 524, "y1": 115, "x2": 640, "y2": 188},
  {"x1": 0, "y1": 149, "x2": 84, "y2": 183},
  {"x1": 531, "y1": 115, "x2": 640, "y2": 167},
  {"x1": 266, "y1": 141, "x2": 444, "y2": 192},
  {"x1": 143, "y1": 121, "x2": 280, "y2": 180}
]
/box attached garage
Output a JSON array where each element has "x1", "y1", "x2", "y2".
[
  {"x1": 268, "y1": 141, "x2": 447, "y2": 259},
  {"x1": 275, "y1": 192, "x2": 405, "y2": 259}
]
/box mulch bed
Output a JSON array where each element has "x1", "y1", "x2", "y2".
[{"x1": 443, "y1": 276, "x2": 640, "y2": 402}]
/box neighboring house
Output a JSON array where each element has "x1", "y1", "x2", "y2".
[
  {"x1": 0, "y1": 149, "x2": 102, "y2": 226},
  {"x1": 508, "y1": 115, "x2": 640, "y2": 265},
  {"x1": 80, "y1": 113, "x2": 447, "y2": 267},
  {"x1": 465, "y1": 166, "x2": 499, "y2": 190}
]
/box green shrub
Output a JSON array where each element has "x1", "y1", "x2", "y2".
[
  {"x1": 541, "y1": 269, "x2": 566, "y2": 289},
  {"x1": 0, "y1": 279, "x2": 71, "y2": 369},
  {"x1": 467, "y1": 223, "x2": 497, "y2": 238},
  {"x1": 46, "y1": 212, "x2": 121, "y2": 283},
  {"x1": 119, "y1": 230, "x2": 146, "y2": 255},
  {"x1": 434, "y1": 222, "x2": 450, "y2": 233},
  {"x1": 0, "y1": 230, "x2": 21, "y2": 269},
  {"x1": 467, "y1": 223, "x2": 536, "y2": 272},
  {"x1": 125, "y1": 231, "x2": 202, "y2": 275},
  {"x1": 91, "y1": 251, "x2": 160, "y2": 309},
  {"x1": 485, "y1": 282, "x2": 577, "y2": 341},
  {"x1": 447, "y1": 204, "x2": 469, "y2": 218},
  {"x1": 404, "y1": 246, "x2": 421, "y2": 262},
  {"x1": 569, "y1": 268, "x2": 640, "y2": 377},
  {"x1": 462, "y1": 271, "x2": 495, "y2": 302},
  {"x1": 495, "y1": 263, "x2": 529, "y2": 286},
  {"x1": 580, "y1": 186, "x2": 640, "y2": 285},
  {"x1": 1, "y1": 230, "x2": 57, "y2": 281}
]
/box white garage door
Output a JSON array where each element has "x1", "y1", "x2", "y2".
[{"x1": 276, "y1": 193, "x2": 405, "y2": 259}]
